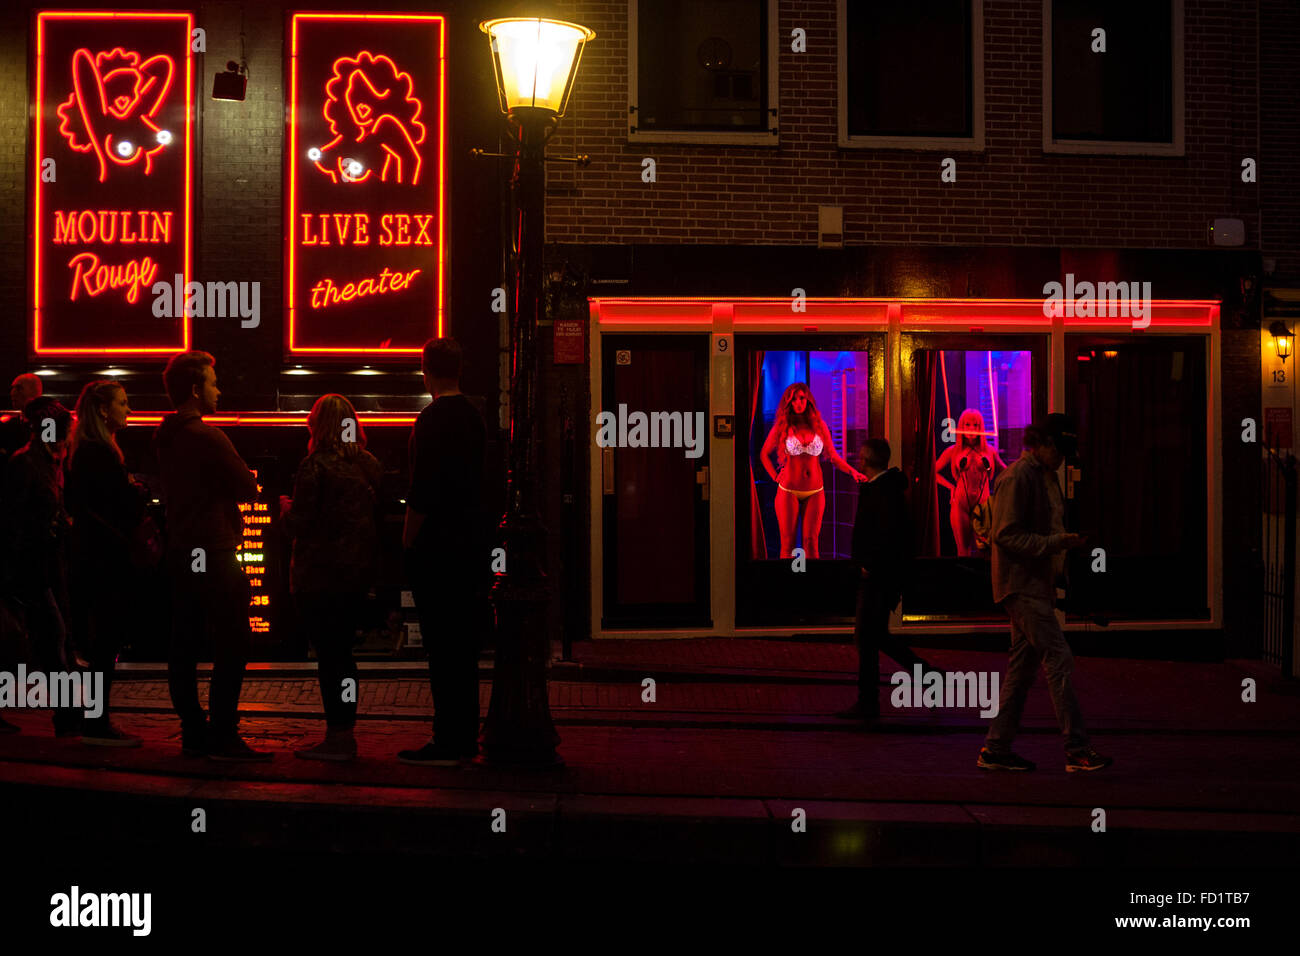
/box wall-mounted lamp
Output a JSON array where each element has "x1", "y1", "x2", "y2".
[
  {"x1": 1271, "y1": 320, "x2": 1294, "y2": 363},
  {"x1": 212, "y1": 60, "x2": 248, "y2": 101}
]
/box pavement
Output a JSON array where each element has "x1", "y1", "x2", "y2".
[{"x1": 2, "y1": 638, "x2": 1299, "y2": 867}]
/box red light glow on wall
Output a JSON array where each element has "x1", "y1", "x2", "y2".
[
  {"x1": 32, "y1": 12, "x2": 192, "y2": 357},
  {"x1": 287, "y1": 14, "x2": 446, "y2": 357}
]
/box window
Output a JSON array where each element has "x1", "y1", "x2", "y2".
[
  {"x1": 839, "y1": 0, "x2": 984, "y2": 150},
  {"x1": 1044, "y1": 0, "x2": 1184, "y2": 155},
  {"x1": 629, "y1": 0, "x2": 777, "y2": 145}
]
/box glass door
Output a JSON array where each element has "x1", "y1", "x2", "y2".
[{"x1": 600, "y1": 335, "x2": 711, "y2": 627}]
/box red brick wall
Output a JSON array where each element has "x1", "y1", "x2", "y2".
[{"x1": 546, "y1": 0, "x2": 1265, "y2": 251}]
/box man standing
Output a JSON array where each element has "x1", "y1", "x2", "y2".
[
  {"x1": 398, "y1": 338, "x2": 489, "y2": 766},
  {"x1": 153, "y1": 351, "x2": 269, "y2": 762},
  {"x1": 1, "y1": 373, "x2": 43, "y2": 462},
  {"x1": 978, "y1": 414, "x2": 1111, "y2": 772},
  {"x1": 837, "y1": 439, "x2": 940, "y2": 721}
]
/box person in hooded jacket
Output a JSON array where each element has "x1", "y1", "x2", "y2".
[{"x1": 837, "y1": 439, "x2": 941, "y2": 722}]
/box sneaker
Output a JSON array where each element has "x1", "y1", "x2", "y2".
[
  {"x1": 0, "y1": 715, "x2": 19, "y2": 734},
  {"x1": 397, "y1": 742, "x2": 466, "y2": 766},
  {"x1": 1066, "y1": 749, "x2": 1114, "y2": 773},
  {"x1": 294, "y1": 732, "x2": 357, "y2": 763},
  {"x1": 81, "y1": 724, "x2": 143, "y2": 748},
  {"x1": 977, "y1": 747, "x2": 1036, "y2": 771},
  {"x1": 207, "y1": 735, "x2": 274, "y2": 763}
]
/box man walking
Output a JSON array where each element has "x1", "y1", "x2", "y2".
[
  {"x1": 154, "y1": 351, "x2": 270, "y2": 761},
  {"x1": 977, "y1": 414, "x2": 1111, "y2": 772},
  {"x1": 398, "y1": 338, "x2": 490, "y2": 766},
  {"x1": 837, "y1": 439, "x2": 940, "y2": 722}
]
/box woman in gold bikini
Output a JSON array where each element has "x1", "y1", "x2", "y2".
[{"x1": 759, "y1": 382, "x2": 867, "y2": 558}]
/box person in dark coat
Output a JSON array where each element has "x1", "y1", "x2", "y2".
[
  {"x1": 0, "y1": 397, "x2": 79, "y2": 736},
  {"x1": 153, "y1": 351, "x2": 269, "y2": 762},
  {"x1": 64, "y1": 379, "x2": 146, "y2": 747},
  {"x1": 836, "y1": 438, "x2": 940, "y2": 721},
  {"x1": 280, "y1": 393, "x2": 383, "y2": 762}
]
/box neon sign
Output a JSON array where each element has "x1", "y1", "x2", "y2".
[
  {"x1": 288, "y1": 14, "x2": 446, "y2": 356},
  {"x1": 239, "y1": 473, "x2": 272, "y2": 636},
  {"x1": 32, "y1": 12, "x2": 192, "y2": 357}
]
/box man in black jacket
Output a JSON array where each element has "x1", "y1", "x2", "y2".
[{"x1": 837, "y1": 439, "x2": 939, "y2": 721}]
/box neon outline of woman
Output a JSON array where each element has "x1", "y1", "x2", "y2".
[
  {"x1": 934, "y1": 408, "x2": 1007, "y2": 557},
  {"x1": 759, "y1": 382, "x2": 867, "y2": 559}
]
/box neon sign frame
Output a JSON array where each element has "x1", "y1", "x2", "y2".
[
  {"x1": 286, "y1": 12, "x2": 447, "y2": 357},
  {"x1": 32, "y1": 10, "x2": 194, "y2": 358}
]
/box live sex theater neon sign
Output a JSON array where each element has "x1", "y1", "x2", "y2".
[
  {"x1": 287, "y1": 13, "x2": 447, "y2": 355},
  {"x1": 32, "y1": 11, "x2": 193, "y2": 356}
]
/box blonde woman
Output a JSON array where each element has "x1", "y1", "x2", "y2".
[
  {"x1": 280, "y1": 394, "x2": 383, "y2": 761},
  {"x1": 758, "y1": 382, "x2": 867, "y2": 558},
  {"x1": 934, "y1": 408, "x2": 1008, "y2": 556},
  {"x1": 64, "y1": 380, "x2": 144, "y2": 747}
]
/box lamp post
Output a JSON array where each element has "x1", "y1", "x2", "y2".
[{"x1": 478, "y1": 16, "x2": 594, "y2": 767}]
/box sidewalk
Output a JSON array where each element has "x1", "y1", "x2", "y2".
[{"x1": 3, "y1": 640, "x2": 1298, "y2": 865}]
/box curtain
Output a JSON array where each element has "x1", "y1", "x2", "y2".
[
  {"x1": 749, "y1": 349, "x2": 767, "y2": 558},
  {"x1": 911, "y1": 350, "x2": 942, "y2": 557}
]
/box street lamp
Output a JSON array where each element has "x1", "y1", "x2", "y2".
[{"x1": 478, "y1": 16, "x2": 594, "y2": 768}]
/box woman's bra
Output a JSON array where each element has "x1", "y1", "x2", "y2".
[{"x1": 785, "y1": 432, "x2": 823, "y2": 457}]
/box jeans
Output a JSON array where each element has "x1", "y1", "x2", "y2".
[
  {"x1": 166, "y1": 549, "x2": 252, "y2": 738},
  {"x1": 408, "y1": 551, "x2": 485, "y2": 753},
  {"x1": 853, "y1": 577, "x2": 929, "y2": 713},
  {"x1": 984, "y1": 591, "x2": 1090, "y2": 754},
  {"x1": 296, "y1": 591, "x2": 364, "y2": 730}
]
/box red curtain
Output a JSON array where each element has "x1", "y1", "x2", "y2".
[
  {"x1": 748, "y1": 349, "x2": 767, "y2": 559},
  {"x1": 910, "y1": 351, "x2": 942, "y2": 557}
]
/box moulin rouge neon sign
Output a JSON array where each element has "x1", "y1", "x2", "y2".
[
  {"x1": 32, "y1": 12, "x2": 192, "y2": 356},
  {"x1": 288, "y1": 14, "x2": 446, "y2": 355}
]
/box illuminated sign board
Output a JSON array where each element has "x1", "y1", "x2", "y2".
[
  {"x1": 32, "y1": 11, "x2": 193, "y2": 356},
  {"x1": 239, "y1": 469, "x2": 271, "y2": 635},
  {"x1": 287, "y1": 13, "x2": 446, "y2": 356}
]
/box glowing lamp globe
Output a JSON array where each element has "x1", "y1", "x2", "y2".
[{"x1": 480, "y1": 17, "x2": 595, "y2": 119}]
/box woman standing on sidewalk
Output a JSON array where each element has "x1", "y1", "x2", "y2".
[
  {"x1": 65, "y1": 380, "x2": 149, "y2": 747},
  {"x1": 281, "y1": 394, "x2": 383, "y2": 762}
]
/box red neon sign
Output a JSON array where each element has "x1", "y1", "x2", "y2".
[
  {"x1": 32, "y1": 12, "x2": 192, "y2": 357},
  {"x1": 314, "y1": 51, "x2": 428, "y2": 185},
  {"x1": 56, "y1": 46, "x2": 176, "y2": 182},
  {"x1": 287, "y1": 13, "x2": 446, "y2": 356}
]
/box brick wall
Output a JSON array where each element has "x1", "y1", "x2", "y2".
[{"x1": 546, "y1": 0, "x2": 1264, "y2": 251}]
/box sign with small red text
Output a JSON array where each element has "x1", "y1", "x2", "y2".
[
  {"x1": 1265, "y1": 406, "x2": 1292, "y2": 449},
  {"x1": 554, "y1": 319, "x2": 586, "y2": 364},
  {"x1": 287, "y1": 13, "x2": 446, "y2": 356},
  {"x1": 31, "y1": 11, "x2": 193, "y2": 356}
]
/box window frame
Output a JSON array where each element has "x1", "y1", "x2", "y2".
[
  {"x1": 627, "y1": 0, "x2": 780, "y2": 146},
  {"x1": 1041, "y1": 0, "x2": 1185, "y2": 156},
  {"x1": 837, "y1": 0, "x2": 985, "y2": 152}
]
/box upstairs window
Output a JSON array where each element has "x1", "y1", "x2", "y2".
[
  {"x1": 630, "y1": 0, "x2": 777, "y2": 145},
  {"x1": 1044, "y1": 0, "x2": 1183, "y2": 154},
  {"x1": 840, "y1": 0, "x2": 984, "y2": 150}
]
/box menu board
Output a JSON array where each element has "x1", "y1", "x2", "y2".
[
  {"x1": 239, "y1": 469, "x2": 271, "y2": 635},
  {"x1": 286, "y1": 12, "x2": 446, "y2": 356},
  {"x1": 31, "y1": 11, "x2": 193, "y2": 356}
]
